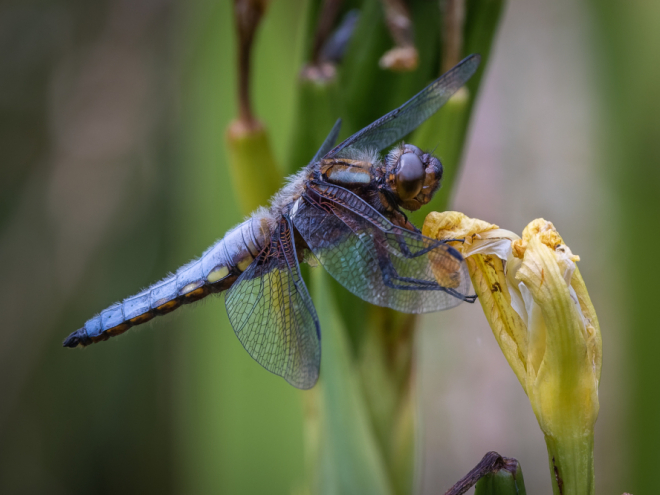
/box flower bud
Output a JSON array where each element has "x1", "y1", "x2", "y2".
[{"x1": 423, "y1": 212, "x2": 602, "y2": 495}]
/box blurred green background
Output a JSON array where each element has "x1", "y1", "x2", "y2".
[{"x1": 0, "y1": 0, "x2": 658, "y2": 493}]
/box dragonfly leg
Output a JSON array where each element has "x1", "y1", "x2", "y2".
[
  {"x1": 391, "y1": 231, "x2": 463, "y2": 261},
  {"x1": 378, "y1": 250, "x2": 476, "y2": 302}
]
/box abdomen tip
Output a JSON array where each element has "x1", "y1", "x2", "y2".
[{"x1": 62, "y1": 329, "x2": 89, "y2": 348}]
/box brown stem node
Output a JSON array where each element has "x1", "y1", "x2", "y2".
[
  {"x1": 378, "y1": 0, "x2": 419, "y2": 71},
  {"x1": 233, "y1": 0, "x2": 269, "y2": 126},
  {"x1": 444, "y1": 451, "x2": 507, "y2": 495},
  {"x1": 441, "y1": 0, "x2": 466, "y2": 73}
]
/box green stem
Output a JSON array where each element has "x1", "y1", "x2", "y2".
[
  {"x1": 544, "y1": 433, "x2": 594, "y2": 495},
  {"x1": 226, "y1": 121, "x2": 282, "y2": 215}
]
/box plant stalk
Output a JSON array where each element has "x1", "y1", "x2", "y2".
[{"x1": 544, "y1": 432, "x2": 595, "y2": 495}]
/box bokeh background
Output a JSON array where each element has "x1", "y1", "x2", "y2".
[{"x1": 0, "y1": 0, "x2": 657, "y2": 493}]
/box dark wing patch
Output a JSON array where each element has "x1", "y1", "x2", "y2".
[
  {"x1": 292, "y1": 183, "x2": 473, "y2": 313},
  {"x1": 325, "y1": 54, "x2": 480, "y2": 159},
  {"x1": 225, "y1": 217, "x2": 321, "y2": 389}
]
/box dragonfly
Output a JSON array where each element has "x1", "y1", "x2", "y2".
[{"x1": 64, "y1": 54, "x2": 481, "y2": 389}]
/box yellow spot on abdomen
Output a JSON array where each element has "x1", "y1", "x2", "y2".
[
  {"x1": 207, "y1": 266, "x2": 229, "y2": 283},
  {"x1": 237, "y1": 256, "x2": 253, "y2": 272},
  {"x1": 181, "y1": 281, "x2": 202, "y2": 295}
]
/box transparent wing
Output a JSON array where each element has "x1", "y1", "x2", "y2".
[
  {"x1": 309, "y1": 118, "x2": 342, "y2": 165},
  {"x1": 292, "y1": 183, "x2": 474, "y2": 313},
  {"x1": 325, "y1": 54, "x2": 480, "y2": 159},
  {"x1": 225, "y1": 217, "x2": 321, "y2": 389}
]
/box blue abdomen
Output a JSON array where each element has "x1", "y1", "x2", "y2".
[{"x1": 63, "y1": 217, "x2": 267, "y2": 347}]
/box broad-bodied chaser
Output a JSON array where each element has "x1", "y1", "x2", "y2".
[{"x1": 64, "y1": 54, "x2": 481, "y2": 389}]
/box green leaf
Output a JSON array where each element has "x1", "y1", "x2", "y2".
[
  {"x1": 226, "y1": 123, "x2": 282, "y2": 215},
  {"x1": 311, "y1": 268, "x2": 394, "y2": 495}
]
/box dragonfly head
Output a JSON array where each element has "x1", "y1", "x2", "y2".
[{"x1": 386, "y1": 144, "x2": 442, "y2": 211}]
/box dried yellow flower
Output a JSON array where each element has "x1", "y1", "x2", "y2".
[{"x1": 423, "y1": 212, "x2": 601, "y2": 495}]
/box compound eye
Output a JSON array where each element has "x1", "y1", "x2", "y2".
[{"x1": 396, "y1": 152, "x2": 425, "y2": 200}]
